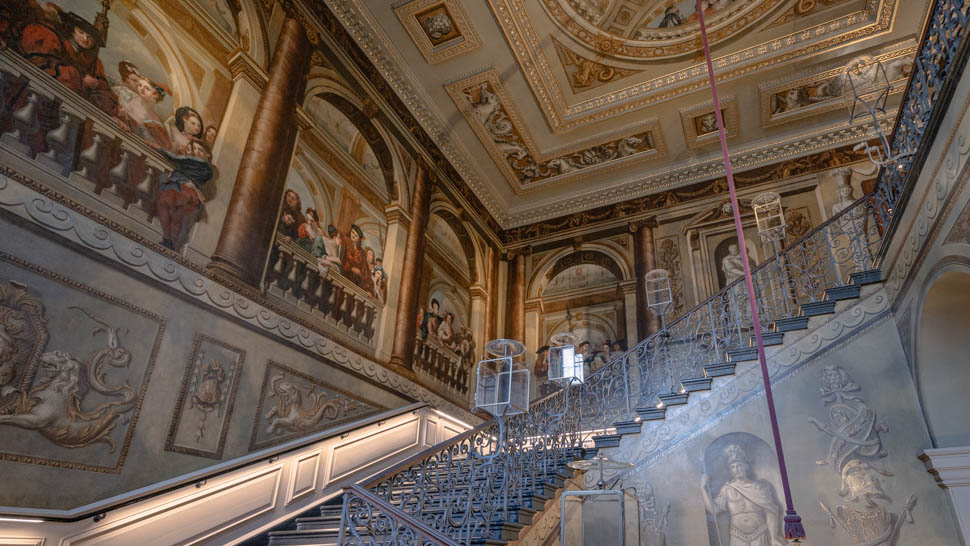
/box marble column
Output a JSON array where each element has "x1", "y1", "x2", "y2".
[
  {"x1": 632, "y1": 218, "x2": 661, "y2": 339},
  {"x1": 484, "y1": 245, "x2": 498, "y2": 343},
  {"x1": 505, "y1": 250, "x2": 527, "y2": 342},
  {"x1": 207, "y1": 17, "x2": 312, "y2": 285},
  {"x1": 374, "y1": 204, "x2": 410, "y2": 362},
  {"x1": 389, "y1": 161, "x2": 433, "y2": 371}
]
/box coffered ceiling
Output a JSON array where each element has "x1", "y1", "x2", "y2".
[{"x1": 314, "y1": 0, "x2": 930, "y2": 229}]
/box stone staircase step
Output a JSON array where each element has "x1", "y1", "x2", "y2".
[
  {"x1": 658, "y1": 391, "x2": 689, "y2": 406},
  {"x1": 704, "y1": 362, "x2": 736, "y2": 377},
  {"x1": 591, "y1": 434, "x2": 622, "y2": 449},
  {"x1": 760, "y1": 331, "x2": 785, "y2": 345},
  {"x1": 800, "y1": 300, "x2": 837, "y2": 316},
  {"x1": 825, "y1": 284, "x2": 862, "y2": 301},
  {"x1": 727, "y1": 346, "x2": 758, "y2": 361},
  {"x1": 850, "y1": 269, "x2": 882, "y2": 285},
  {"x1": 268, "y1": 529, "x2": 339, "y2": 546},
  {"x1": 774, "y1": 316, "x2": 810, "y2": 332},
  {"x1": 681, "y1": 377, "x2": 713, "y2": 392},
  {"x1": 635, "y1": 406, "x2": 666, "y2": 420},
  {"x1": 613, "y1": 420, "x2": 642, "y2": 435}
]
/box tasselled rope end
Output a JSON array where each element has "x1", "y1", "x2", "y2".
[{"x1": 784, "y1": 510, "x2": 806, "y2": 542}]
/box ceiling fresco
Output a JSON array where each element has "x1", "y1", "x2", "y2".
[{"x1": 307, "y1": 0, "x2": 927, "y2": 230}]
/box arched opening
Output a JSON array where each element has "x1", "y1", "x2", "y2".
[{"x1": 917, "y1": 269, "x2": 970, "y2": 448}]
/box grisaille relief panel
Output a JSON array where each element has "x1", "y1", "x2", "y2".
[
  {"x1": 249, "y1": 361, "x2": 384, "y2": 451},
  {"x1": 700, "y1": 432, "x2": 786, "y2": 546},
  {"x1": 809, "y1": 365, "x2": 916, "y2": 545},
  {"x1": 0, "y1": 254, "x2": 163, "y2": 473},
  {"x1": 165, "y1": 333, "x2": 244, "y2": 460}
]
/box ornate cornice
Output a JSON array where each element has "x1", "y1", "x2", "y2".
[
  {"x1": 0, "y1": 168, "x2": 475, "y2": 422},
  {"x1": 503, "y1": 138, "x2": 879, "y2": 243},
  {"x1": 502, "y1": 115, "x2": 891, "y2": 231},
  {"x1": 227, "y1": 50, "x2": 268, "y2": 91}
]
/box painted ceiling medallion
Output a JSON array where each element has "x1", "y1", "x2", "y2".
[
  {"x1": 445, "y1": 70, "x2": 664, "y2": 190},
  {"x1": 681, "y1": 95, "x2": 739, "y2": 149},
  {"x1": 395, "y1": 0, "x2": 481, "y2": 64},
  {"x1": 547, "y1": 0, "x2": 786, "y2": 60}
]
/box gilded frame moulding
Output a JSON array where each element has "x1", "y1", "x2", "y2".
[
  {"x1": 759, "y1": 45, "x2": 918, "y2": 129},
  {"x1": 488, "y1": 0, "x2": 896, "y2": 133},
  {"x1": 680, "y1": 95, "x2": 739, "y2": 150},
  {"x1": 444, "y1": 69, "x2": 665, "y2": 192},
  {"x1": 394, "y1": 0, "x2": 481, "y2": 65}
]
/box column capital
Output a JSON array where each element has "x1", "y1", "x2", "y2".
[
  {"x1": 629, "y1": 216, "x2": 659, "y2": 232},
  {"x1": 469, "y1": 284, "x2": 488, "y2": 300},
  {"x1": 504, "y1": 247, "x2": 532, "y2": 261},
  {"x1": 227, "y1": 51, "x2": 268, "y2": 91},
  {"x1": 384, "y1": 204, "x2": 412, "y2": 228}
]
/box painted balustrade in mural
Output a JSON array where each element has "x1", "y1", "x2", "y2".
[
  {"x1": 413, "y1": 334, "x2": 471, "y2": 403},
  {"x1": 265, "y1": 236, "x2": 381, "y2": 346},
  {"x1": 0, "y1": 51, "x2": 178, "y2": 239}
]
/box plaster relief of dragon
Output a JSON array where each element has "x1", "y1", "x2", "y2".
[
  {"x1": 265, "y1": 375, "x2": 359, "y2": 436},
  {"x1": 0, "y1": 298, "x2": 136, "y2": 452}
]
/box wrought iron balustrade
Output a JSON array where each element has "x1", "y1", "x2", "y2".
[
  {"x1": 872, "y1": 0, "x2": 970, "y2": 234},
  {"x1": 0, "y1": 49, "x2": 176, "y2": 248},
  {"x1": 339, "y1": 485, "x2": 454, "y2": 546},
  {"x1": 265, "y1": 236, "x2": 381, "y2": 347},
  {"x1": 339, "y1": 0, "x2": 969, "y2": 542}
]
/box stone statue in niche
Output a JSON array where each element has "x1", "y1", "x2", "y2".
[
  {"x1": 0, "y1": 285, "x2": 136, "y2": 451},
  {"x1": 701, "y1": 435, "x2": 786, "y2": 546},
  {"x1": 721, "y1": 244, "x2": 746, "y2": 284},
  {"x1": 810, "y1": 365, "x2": 917, "y2": 545}
]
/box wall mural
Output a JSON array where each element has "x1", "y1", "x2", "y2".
[
  {"x1": 165, "y1": 333, "x2": 244, "y2": 460},
  {"x1": 0, "y1": 255, "x2": 163, "y2": 472},
  {"x1": 277, "y1": 181, "x2": 387, "y2": 303},
  {"x1": 249, "y1": 361, "x2": 384, "y2": 450},
  {"x1": 544, "y1": 263, "x2": 617, "y2": 294},
  {"x1": 700, "y1": 432, "x2": 786, "y2": 546},
  {"x1": 715, "y1": 237, "x2": 757, "y2": 289},
  {"x1": 809, "y1": 365, "x2": 916, "y2": 545}
]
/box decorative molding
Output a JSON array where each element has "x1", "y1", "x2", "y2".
[
  {"x1": 502, "y1": 142, "x2": 876, "y2": 242},
  {"x1": 680, "y1": 95, "x2": 739, "y2": 150},
  {"x1": 490, "y1": 0, "x2": 897, "y2": 132},
  {"x1": 0, "y1": 168, "x2": 476, "y2": 423},
  {"x1": 394, "y1": 0, "x2": 481, "y2": 65},
  {"x1": 443, "y1": 69, "x2": 664, "y2": 190},
  {"x1": 759, "y1": 46, "x2": 917, "y2": 129},
  {"x1": 551, "y1": 36, "x2": 640, "y2": 93},
  {"x1": 227, "y1": 50, "x2": 268, "y2": 91},
  {"x1": 165, "y1": 334, "x2": 246, "y2": 460}
]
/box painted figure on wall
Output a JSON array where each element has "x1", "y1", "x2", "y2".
[
  {"x1": 274, "y1": 187, "x2": 386, "y2": 301},
  {"x1": 420, "y1": 299, "x2": 442, "y2": 340},
  {"x1": 4, "y1": 1, "x2": 221, "y2": 252},
  {"x1": 721, "y1": 244, "x2": 746, "y2": 284},
  {"x1": 702, "y1": 437, "x2": 785, "y2": 546}
]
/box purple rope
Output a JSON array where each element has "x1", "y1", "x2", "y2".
[{"x1": 694, "y1": 1, "x2": 805, "y2": 540}]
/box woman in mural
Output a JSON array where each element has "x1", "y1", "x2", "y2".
[
  {"x1": 297, "y1": 208, "x2": 324, "y2": 251},
  {"x1": 115, "y1": 61, "x2": 172, "y2": 150},
  {"x1": 277, "y1": 189, "x2": 305, "y2": 241},
  {"x1": 310, "y1": 224, "x2": 343, "y2": 271},
  {"x1": 340, "y1": 224, "x2": 373, "y2": 293},
  {"x1": 438, "y1": 312, "x2": 455, "y2": 349},
  {"x1": 372, "y1": 266, "x2": 386, "y2": 302},
  {"x1": 157, "y1": 139, "x2": 212, "y2": 250},
  {"x1": 170, "y1": 106, "x2": 206, "y2": 155}
]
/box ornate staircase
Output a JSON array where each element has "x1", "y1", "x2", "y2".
[{"x1": 239, "y1": 0, "x2": 969, "y2": 542}]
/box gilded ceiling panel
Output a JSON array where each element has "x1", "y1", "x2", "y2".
[
  {"x1": 489, "y1": 0, "x2": 893, "y2": 133},
  {"x1": 395, "y1": 0, "x2": 481, "y2": 64},
  {"x1": 444, "y1": 70, "x2": 665, "y2": 191}
]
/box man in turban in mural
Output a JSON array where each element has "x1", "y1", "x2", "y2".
[
  {"x1": 18, "y1": 6, "x2": 119, "y2": 117},
  {"x1": 702, "y1": 444, "x2": 785, "y2": 546},
  {"x1": 341, "y1": 224, "x2": 373, "y2": 293}
]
